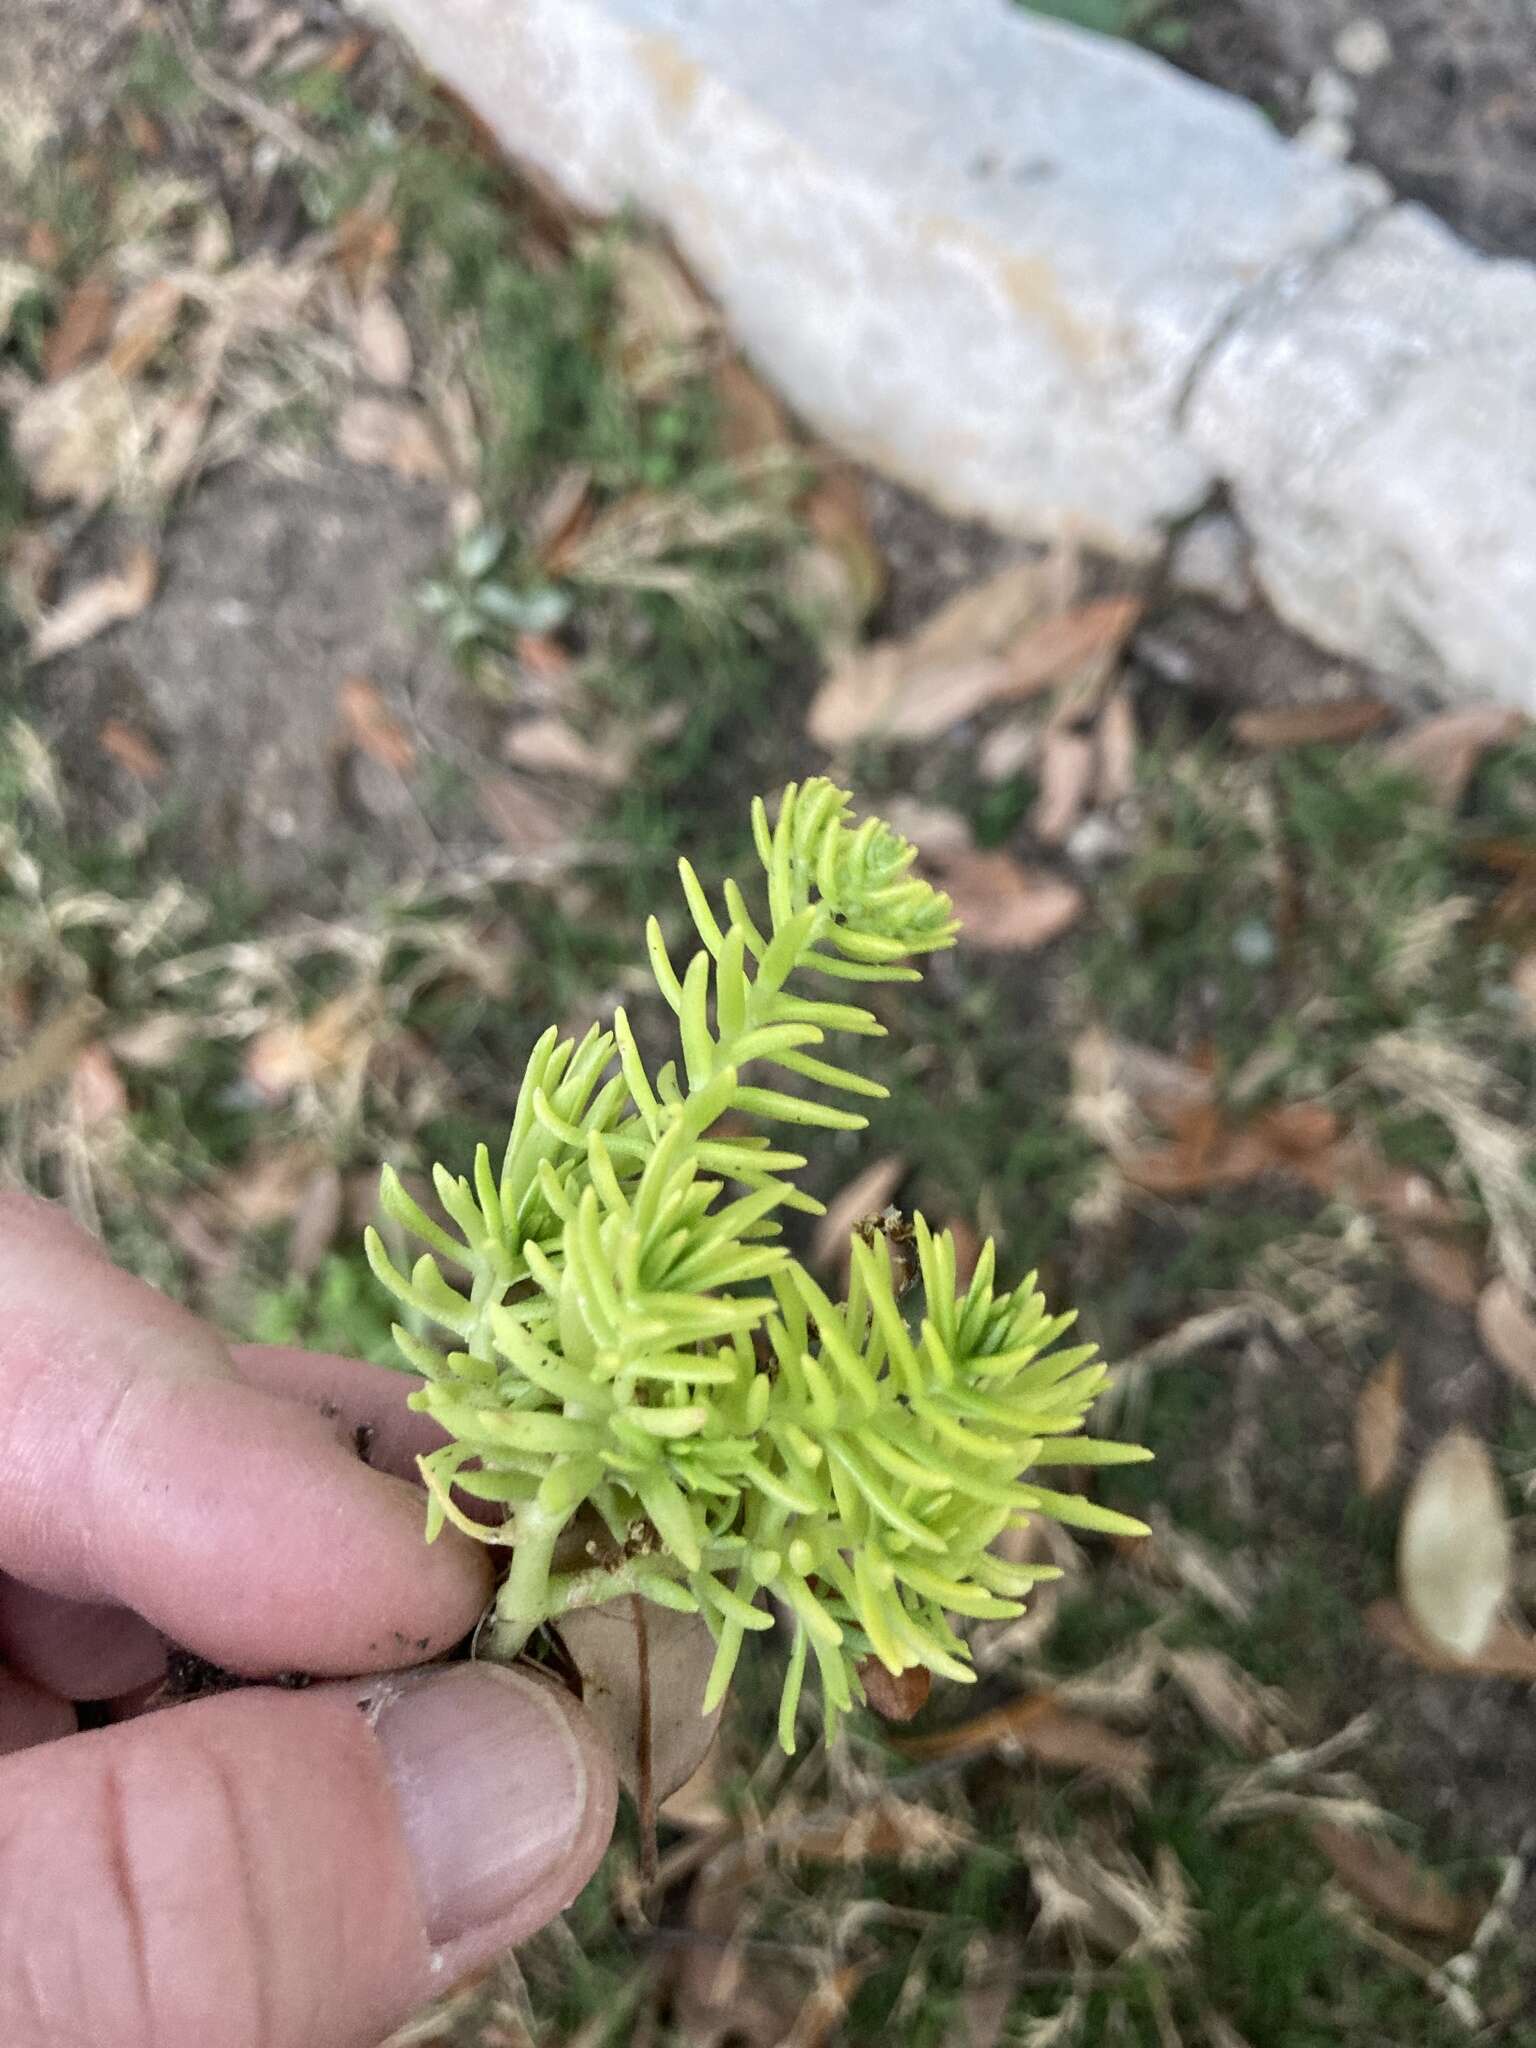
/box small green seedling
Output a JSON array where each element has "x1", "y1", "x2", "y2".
[{"x1": 366, "y1": 781, "x2": 1148, "y2": 1750}]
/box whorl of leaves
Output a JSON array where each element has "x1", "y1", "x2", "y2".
[{"x1": 366, "y1": 779, "x2": 1147, "y2": 1748}]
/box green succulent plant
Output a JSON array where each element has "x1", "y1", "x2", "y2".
[{"x1": 366, "y1": 779, "x2": 1148, "y2": 1750}]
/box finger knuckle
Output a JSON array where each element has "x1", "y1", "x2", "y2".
[{"x1": 0, "y1": 1738, "x2": 276, "y2": 2048}]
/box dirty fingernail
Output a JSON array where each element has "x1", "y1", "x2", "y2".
[{"x1": 370, "y1": 1663, "x2": 615, "y2": 1951}]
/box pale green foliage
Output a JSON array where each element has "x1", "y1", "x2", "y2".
[{"x1": 366, "y1": 779, "x2": 1147, "y2": 1748}]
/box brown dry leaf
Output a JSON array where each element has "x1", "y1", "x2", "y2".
[
  {"x1": 658, "y1": 1745, "x2": 733, "y2": 1834},
  {"x1": 69, "y1": 1042, "x2": 128, "y2": 1126},
  {"x1": 1006, "y1": 593, "x2": 1142, "y2": 699},
  {"x1": 1095, "y1": 690, "x2": 1138, "y2": 808},
  {"x1": 24, "y1": 223, "x2": 62, "y2": 269},
  {"x1": 801, "y1": 464, "x2": 885, "y2": 629},
  {"x1": 1291, "y1": 1130, "x2": 1457, "y2": 1231},
  {"x1": 289, "y1": 1163, "x2": 345, "y2": 1278},
  {"x1": 503, "y1": 716, "x2": 630, "y2": 787},
  {"x1": 320, "y1": 27, "x2": 372, "y2": 72},
  {"x1": 611, "y1": 240, "x2": 715, "y2": 394},
  {"x1": 895, "y1": 1693, "x2": 1151, "y2": 1800},
  {"x1": 808, "y1": 643, "x2": 986, "y2": 749},
  {"x1": 106, "y1": 276, "x2": 184, "y2": 379},
  {"x1": 1384, "y1": 706, "x2": 1525, "y2": 809},
  {"x1": 1114, "y1": 1089, "x2": 1368, "y2": 1196},
  {"x1": 528, "y1": 466, "x2": 595, "y2": 572},
  {"x1": 1353, "y1": 1352, "x2": 1404, "y2": 1499},
  {"x1": 1231, "y1": 700, "x2": 1392, "y2": 749},
  {"x1": 1254, "y1": 1100, "x2": 1341, "y2": 1160},
  {"x1": 516, "y1": 631, "x2": 575, "y2": 684},
  {"x1": 338, "y1": 675, "x2": 414, "y2": 774},
  {"x1": 0, "y1": 994, "x2": 105, "y2": 1107},
  {"x1": 807, "y1": 559, "x2": 1058, "y2": 749},
  {"x1": 1476, "y1": 1276, "x2": 1536, "y2": 1401},
  {"x1": 713, "y1": 354, "x2": 792, "y2": 462},
  {"x1": 1309, "y1": 1823, "x2": 1475, "y2": 1941},
  {"x1": 856, "y1": 1656, "x2": 931, "y2": 1724},
  {"x1": 98, "y1": 717, "x2": 166, "y2": 783},
  {"x1": 1031, "y1": 727, "x2": 1096, "y2": 845},
  {"x1": 475, "y1": 773, "x2": 583, "y2": 856},
  {"x1": 336, "y1": 397, "x2": 447, "y2": 481},
  {"x1": 244, "y1": 989, "x2": 379, "y2": 1104},
  {"x1": 1117, "y1": 1111, "x2": 1275, "y2": 1197},
  {"x1": 351, "y1": 290, "x2": 412, "y2": 386},
  {"x1": 220, "y1": 1143, "x2": 331, "y2": 1229},
  {"x1": 43, "y1": 271, "x2": 113, "y2": 381},
  {"x1": 1366, "y1": 1597, "x2": 1536, "y2": 1680},
  {"x1": 783, "y1": 1796, "x2": 970, "y2": 1867},
  {"x1": 780, "y1": 1965, "x2": 868, "y2": 2048},
  {"x1": 30, "y1": 546, "x2": 158, "y2": 663},
  {"x1": 121, "y1": 107, "x2": 165, "y2": 158},
  {"x1": 1511, "y1": 949, "x2": 1536, "y2": 1027},
  {"x1": 1163, "y1": 1648, "x2": 1288, "y2": 1757},
  {"x1": 811, "y1": 1154, "x2": 906, "y2": 1277},
  {"x1": 1397, "y1": 1430, "x2": 1512, "y2": 1659},
  {"x1": 11, "y1": 362, "x2": 137, "y2": 505},
  {"x1": 938, "y1": 852, "x2": 1083, "y2": 953},
  {"x1": 557, "y1": 1600, "x2": 720, "y2": 1805},
  {"x1": 332, "y1": 204, "x2": 399, "y2": 295},
  {"x1": 1395, "y1": 1228, "x2": 1482, "y2": 1307},
  {"x1": 1071, "y1": 1027, "x2": 1215, "y2": 1126}
]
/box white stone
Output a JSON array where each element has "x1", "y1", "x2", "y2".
[
  {"x1": 1333, "y1": 18, "x2": 1392, "y2": 78},
  {"x1": 1306, "y1": 68, "x2": 1358, "y2": 120},
  {"x1": 370, "y1": 0, "x2": 1380, "y2": 556},
  {"x1": 1169, "y1": 511, "x2": 1254, "y2": 611},
  {"x1": 368, "y1": 0, "x2": 1536, "y2": 708},
  {"x1": 1294, "y1": 115, "x2": 1355, "y2": 164},
  {"x1": 1188, "y1": 205, "x2": 1536, "y2": 702}
]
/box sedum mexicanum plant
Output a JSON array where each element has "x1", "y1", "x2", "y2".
[{"x1": 366, "y1": 780, "x2": 1148, "y2": 1752}]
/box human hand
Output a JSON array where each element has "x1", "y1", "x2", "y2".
[{"x1": 0, "y1": 1191, "x2": 617, "y2": 2048}]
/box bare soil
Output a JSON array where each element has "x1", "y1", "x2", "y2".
[
  {"x1": 43, "y1": 464, "x2": 487, "y2": 899},
  {"x1": 1178, "y1": 0, "x2": 1536, "y2": 264}
]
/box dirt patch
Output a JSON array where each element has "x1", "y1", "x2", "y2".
[
  {"x1": 37, "y1": 462, "x2": 491, "y2": 900},
  {"x1": 1178, "y1": 0, "x2": 1536, "y2": 265},
  {"x1": 859, "y1": 475, "x2": 1028, "y2": 639}
]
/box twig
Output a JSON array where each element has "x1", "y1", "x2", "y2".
[
  {"x1": 162, "y1": 1, "x2": 337, "y2": 169},
  {"x1": 1435, "y1": 1827, "x2": 1533, "y2": 2017},
  {"x1": 632, "y1": 1594, "x2": 658, "y2": 1891}
]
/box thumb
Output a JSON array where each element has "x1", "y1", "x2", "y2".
[{"x1": 0, "y1": 1664, "x2": 617, "y2": 2048}]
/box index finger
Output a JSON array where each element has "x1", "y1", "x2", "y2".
[{"x1": 0, "y1": 1193, "x2": 492, "y2": 1676}]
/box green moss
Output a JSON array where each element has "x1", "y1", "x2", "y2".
[
  {"x1": 1018, "y1": 0, "x2": 1191, "y2": 54},
  {"x1": 241, "y1": 1252, "x2": 401, "y2": 1365},
  {"x1": 119, "y1": 30, "x2": 200, "y2": 115},
  {"x1": 1083, "y1": 740, "x2": 1506, "y2": 1100}
]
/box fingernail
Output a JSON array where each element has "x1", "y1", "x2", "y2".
[{"x1": 370, "y1": 1664, "x2": 600, "y2": 1948}]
